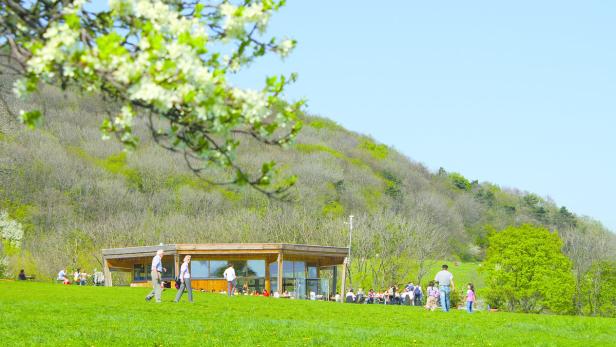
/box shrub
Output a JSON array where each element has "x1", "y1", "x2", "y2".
[{"x1": 483, "y1": 224, "x2": 575, "y2": 314}]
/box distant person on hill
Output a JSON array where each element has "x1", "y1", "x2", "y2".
[
  {"x1": 57, "y1": 268, "x2": 69, "y2": 284},
  {"x1": 174, "y1": 255, "x2": 193, "y2": 303},
  {"x1": 345, "y1": 288, "x2": 356, "y2": 303},
  {"x1": 79, "y1": 271, "x2": 88, "y2": 286},
  {"x1": 367, "y1": 289, "x2": 375, "y2": 304},
  {"x1": 92, "y1": 269, "x2": 105, "y2": 286},
  {"x1": 18, "y1": 269, "x2": 27, "y2": 280},
  {"x1": 434, "y1": 264, "x2": 455, "y2": 312},
  {"x1": 413, "y1": 284, "x2": 423, "y2": 306},
  {"x1": 262, "y1": 288, "x2": 269, "y2": 297},
  {"x1": 145, "y1": 249, "x2": 166, "y2": 303},
  {"x1": 223, "y1": 263, "x2": 236, "y2": 297},
  {"x1": 425, "y1": 281, "x2": 439, "y2": 311},
  {"x1": 466, "y1": 283, "x2": 476, "y2": 313},
  {"x1": 73, "y1": 269, "x2": 81, "y2": 285}
]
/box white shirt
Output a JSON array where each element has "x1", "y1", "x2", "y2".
[
  {"x1": 435, "y1": 270, "x2": 453, "y2": 286},
  {"x1": 151, "y1": 255, "x2": 162, "y2": 272},
  {"x1": 180, "y1": 262, "x2": 190, "y2": 279},
  {"x1": 223, "y1": 267, "x2": 236, "y2": 281},
  {"x1": 57, "y1": 270, "x2": 66, "y2": 280}
]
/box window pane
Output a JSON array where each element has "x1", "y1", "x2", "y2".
[
  {"x1": 191, "y1": 260, "x2": 209, "y2": 278},
  {"x1": 294, "y1": 261, "x2": 306, "y2": 278},
  {"x1": 230, "y1": 260, "x2": 247, "y2": 276},
  {"x1": 209, "y1": 260, "x2": 227, "y2": 278},
  {"x1": 307, "y1": 279, "x2": 319, "y2": 295},
  {"x1": 246, "y1": 260, "x2": 265, "y2": 278},
  {"x1": 133, "y1": 264, "x2": 146, "y2": 281},
  {"x1": 161, "y1": 260, "x2": 175, "y2": 280},
  {"x1": 271, "y1": 278, "x2": 278, "y2": 293},
  {"x1": 283, "y1": 261, "x2": 294, "y2": 277},
  {"x1": 307, "y1": 265, "x2": 317, "y2": 279},
  {"x1": 283, "y1": 278, "x2": 295, "y2": 293},
  {"x1": 269, "y1": 262, "x2": 277, "y2": 277}
]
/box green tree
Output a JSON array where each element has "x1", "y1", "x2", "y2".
[
  {"x1": 448, "y1": 172, "x2": 471, "y2": 191},
  {"x1": 582, "y1": 261, "x2": 616, "y2": 317},
  {"x1": 483, "y1": 224, "x2": 574, "y2": 314},
  {"x1": 1, "y1": 0, "x2": 302, "y2": 197}
]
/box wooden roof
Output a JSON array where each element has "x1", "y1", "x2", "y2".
[{"x1": 102, "y1": 243, "x2": 349, "y2": 260}]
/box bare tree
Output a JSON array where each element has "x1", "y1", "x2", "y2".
[
  {"x1": 407, "y1": 212, "x2": 448, "y2": 285},
  {"x1": 561, "y1": 219, "x2": 613, "y2": 315}
]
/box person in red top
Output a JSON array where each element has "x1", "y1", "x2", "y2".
[{"x1": 262, "y1": 289, "x2": 270, "y2": 297}]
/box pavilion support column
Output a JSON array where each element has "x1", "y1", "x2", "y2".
[
  {"x1": 277, "y1": 252, "x2": 283, "y2": 294},
  {"x1": 174, "y1": 254, "x2": 180, "y2": 279},
  {"x1": 265, "y1": 257, "x2": 271, "y2": 293},
  {"x1": 332, "y1": 265, "x2": 337, "y2": 301},
  {"x1": 103, "y1": 258, "x2": 112, "y2": 287},
  {"x1": 340, "y1": 257, "x2": 348, "y2": 303}
]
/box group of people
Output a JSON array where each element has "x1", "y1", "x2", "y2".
[
  {"x1": 56, "y1": 267, "x2": 104, "y2": 286},
  {"x1": 344, "y1": 264, "x2": 477, "y2": 313},
  {"x1": 144, "y1": 250, "x2": 266, "y2": 304},
  {"x1": 142, "y1": 253, "x2": 478, "y2": 312}
]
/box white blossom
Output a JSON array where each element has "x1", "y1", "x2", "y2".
[
  {"x1": 12, "y1": 79, "x2": 28, "y2": 98},
  {"x1": 276, "y1": 39, "x2": 295, "y2": 58},
  {"x1": 114, "y1": 105, "x2": 134, "y2": 128},
  {"x1": 0, "y1": 211, "x2": 24, "y2": 249}
]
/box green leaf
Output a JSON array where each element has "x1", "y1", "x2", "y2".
[{"x1": 19, "y1": 110, "x2": 42, "y2": 129}]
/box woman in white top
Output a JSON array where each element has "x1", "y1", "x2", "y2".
[{"x1": 174, "y1": 255, "x2": 193, "y2": 303}]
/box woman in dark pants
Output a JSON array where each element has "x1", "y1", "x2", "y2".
[{"x1": 174, "y1": 255, "x2": 193, "y2": 303}]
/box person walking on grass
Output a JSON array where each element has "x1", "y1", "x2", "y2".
[
  {"x1": 434, "y1": 264, "x2": 455, "y2": 312},
  {"x1": 145, "y1": 250, "x2": 166, "y2": 303},
  {"x1": 174, "y1": 255, "x2": 193, "y2": 303},
  {"x1": 425, "y1": 281, "x2": 439, "y2": 311},
  {"x1": 223, "y1": 263, "x2": 236, "y2": 297},
  {"x1": 466, "y1": 283, "x2": 476, "y2": 313}
]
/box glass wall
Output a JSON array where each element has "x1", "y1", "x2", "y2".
[
  {"x1": 132, "y1": 260, "x2": 175, "y2": 282},
  {"x1": 189, "y1": 259, "x2": 266, "y2": 293},
  {"x1": 133, "y1": 264, "x2": 147, "y2": 281},
  {"x1": 269, "y1": 261, "x2": 325, "y2": 299}
]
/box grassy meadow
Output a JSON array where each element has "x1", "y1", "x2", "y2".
[{"x1": 1, "y1": 281, "x2": 614, "y2": 346}]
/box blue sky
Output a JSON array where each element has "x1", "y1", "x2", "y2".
[{"x1": 232, "y1": 1, "x2": 616, "y2": 231}]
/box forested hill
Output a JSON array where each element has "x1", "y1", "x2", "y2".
[{"x1": 0, "y1": 77, "x2": 612, "y2": 280}]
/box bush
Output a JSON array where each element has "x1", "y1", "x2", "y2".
[{"x1": 482, "y1": 224, "x2": 575, "y2": 314}]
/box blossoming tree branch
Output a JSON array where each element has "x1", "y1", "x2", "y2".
[{"x1": 0, "y1": 0, "x2": 303, "y2": 198}]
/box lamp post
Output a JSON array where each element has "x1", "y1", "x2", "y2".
[
  {"x1": 347, "y1": 215, "x2": 354, "y2": 262},
  {"x1": 341, "y1": 215, "x2": 354, "y2": 300}
]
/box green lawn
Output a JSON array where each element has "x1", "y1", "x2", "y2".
[{"x1": 1, "y1": 281, "x2": 614, "y2": 346}]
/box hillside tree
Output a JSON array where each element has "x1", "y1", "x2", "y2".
[
  {"x1": 0, "y1": 0, "x2": 303, "y2": 197},
  {"x1": 560, "y1": 220, "x2": 613, "y2": 315},
  {"x1": 483, "y1": 224, "x2": 575, "y2": 314}
]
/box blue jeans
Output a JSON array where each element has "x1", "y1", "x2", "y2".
[
  {"x1": 227, "y1": 279, "x2": 236, "y2": 296},
  {"x1": 466, "y1": 301, "x2": 473, "y2": 313},
  {"x1": 439, "y1": 286, "x2": 451, "y2": 312}
]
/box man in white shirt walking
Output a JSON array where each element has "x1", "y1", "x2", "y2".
[
  {"x1": 223, "y1": 263, "x2": 236, "y2": 297},
  {"x1": 145, "y1": 250, "x2": 166, "y2": 303},
  {"x1": 434, "y1": 264, "x2": 455, "y2": 312},
  {"x1": 174, "y1": 255, "x2": 193, "y2": 303}
]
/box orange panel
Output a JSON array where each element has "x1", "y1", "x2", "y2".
[{"x1": 191, "y1": 279, "x2": 228, "y2": 292}]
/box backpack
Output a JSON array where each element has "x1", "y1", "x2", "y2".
[{"x1": 174, "y1": 277, "x2": 181, "y2": 289}]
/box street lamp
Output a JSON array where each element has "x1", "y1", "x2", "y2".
[
  {"x1": 342, "y1": 215, "x2": 354, "y2": 297},
  {"x1": 347, "y1": 215, "x2": 354, "y2": 262}
]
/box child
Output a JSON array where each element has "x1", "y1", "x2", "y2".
[
  {"x1": 466, "y1": 283, "x2": 476, "y2": 313},
  {"x1": 425, "y1": 281, "x2": 439, "y2": 311}
]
